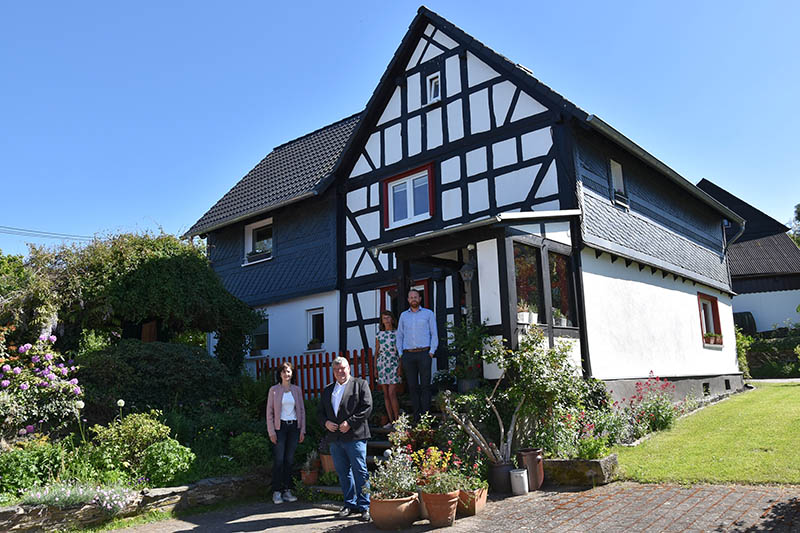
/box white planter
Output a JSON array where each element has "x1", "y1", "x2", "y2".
[
  {"x1": 531, "y1": 312, "x2": 538, "y2": 324},
  {"x1": 517, "y1": 312, "x2": 531, "y2": 324},
  {"x1": 483, "y1": 359, "x2": 503, "y2": 380},
  {"x1": 510, "y1": 469, "x2": 529, "y2": 495}
]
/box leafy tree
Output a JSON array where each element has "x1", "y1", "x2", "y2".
[
  {"x1": 0, "y1": 233, "x2": 259, "y2": 373},
  {"x1": 790, "y1": 203, "x2": 800, "y2": 247}
]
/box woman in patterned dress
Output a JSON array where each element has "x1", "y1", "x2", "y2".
[{"x1": 375, "y1": 310, "x2": 401, "y2": 426}]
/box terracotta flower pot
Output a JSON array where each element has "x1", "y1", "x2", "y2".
[
  {"x1": 320, "y1": 453, "x2": 336, "y2": 473},
  {"x1": 300, "y1": 469, "x2": 319, "y2": 485},
  {"x1": 421, "y1": 490, "x2": 460, "y2": 527},
  {"x1": 370, "y1": 494, "x2": 420, "y2": 530},
  {"x1": 457, "y1": 487, "x2": 487, "y2": 516}
]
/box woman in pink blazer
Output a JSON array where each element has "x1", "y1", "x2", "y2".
[{"x1": 266, "y1": 361, "x2": 305, "y2": 504}]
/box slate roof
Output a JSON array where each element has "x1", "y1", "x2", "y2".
[
  {"x1": 185, "y1": 113, "x2": 360, "y2": 237},
  {"x1": 696, "y1": 179, "x2": 788, "y2": 242},
  {"x1": 728, "y1": 233, "x2": 800, "y2": 277}
]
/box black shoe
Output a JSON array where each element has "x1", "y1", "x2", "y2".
[
  {"x1": 336, "y1": 506, "x2": 353, "y2": 518},
  {"x1": 360, "y1": 510, "x2": 371, "y2": 522}
]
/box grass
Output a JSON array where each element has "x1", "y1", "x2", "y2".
[{"x1": 614, "y1": 382, "x2": 800, "y2": 484}]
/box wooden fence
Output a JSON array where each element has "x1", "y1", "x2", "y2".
[{"x1": 254, "y1": 349, "x2": 375, "y2": 399}]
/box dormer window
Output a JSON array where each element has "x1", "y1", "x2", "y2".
[
  {"x1": 244, "y1": 218, "x2": 273, "y2": 265},
  {"x1": 427, "y1": 72, "x2": 441, "y2": 104},
  {"x1": 609, "y1": 159, "x2": 628, "y2": 205}
]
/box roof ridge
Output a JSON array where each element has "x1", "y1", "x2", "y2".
[{"x1": 271, "y1": 110, "x2": 363, "y2": 152}]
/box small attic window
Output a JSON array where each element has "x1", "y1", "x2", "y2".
[
  {"x1": 609, "y1": 159, "x2": 628, "y2": 206},
  {"x1": 427, "y1": 73, "x2": 441, "y2": 104}
]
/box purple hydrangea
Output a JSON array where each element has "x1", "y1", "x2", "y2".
[
  {"x1": 12, "y1": 367, "x2": 21, "y2": 375},
  {"x1": 39, "y1": 381, "x2": 49, "y2": 388},
  {"x1": 25, "y1": 425, "x2": 35, "y2": 433},
  {"x1": 39, "y1": 334, "x2": 48, "y2": 341},
  {"x1": 69, "y1": 378, "x2": 79, "y2": 385},
  {"x1": 44, "y1": 353, "x2": 53, "y2": 361},
  {"x1": 49, "y1": 335, "x2": 57, "y2": 342},
  {"x1": 73, "y1": 386, "x2": 82, "y2": 395},
  {"x1": 1, "y1": 380, "x2": 9, "y2": 388},
  {"x1": 1, "y1": 364, "x2": 9, "y2": 372},
  {"x1": 18, "y1": 428, "x2": 27, "y2": 436},
  {"x1": 20, "y1": 383, "x2": 29, "y2": 391},
  {"x1": 57, "y1": 363, "x2": 64, "y2": 368},
  {"x1": 46, "y1": 372, "x2": 56, "y2": 381},
  {"x1": 18, "y1": 346, "x2": 27, "y2": 354},
  {"x1": 31, "y1": 356, "x2": 40, "y2": 363},
  {"x1": 61, "y1": 368, "x2": 68, "y2": 375}
]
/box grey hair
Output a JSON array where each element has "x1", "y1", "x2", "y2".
[{"x1": 332, "y1": 356, "x2": 349, "y2": 367}]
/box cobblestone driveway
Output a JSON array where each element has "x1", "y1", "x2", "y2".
[{"x1": 117, "y1": 482, "x2": 800, "y2": 532}]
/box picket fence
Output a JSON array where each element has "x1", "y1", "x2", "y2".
[{"x1": 254, "y1": 349, "x2": 375, "y2": 399}]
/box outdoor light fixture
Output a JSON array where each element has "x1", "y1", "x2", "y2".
[{"x1": 459, "y1": 260, "x2": 476, "y2": 283}]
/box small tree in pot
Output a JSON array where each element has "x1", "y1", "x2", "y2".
[{"x1": 440, "y1": 327, "x2": 579, "y2": 492}]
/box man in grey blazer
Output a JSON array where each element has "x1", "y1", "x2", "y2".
[{"x1": 318, "y1": 356, "x2": 372, "y2": 521}]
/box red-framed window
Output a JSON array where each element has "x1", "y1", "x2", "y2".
[
  {"x1": 382, "y1": 163, "x2": 435, "y2": 229},
  {"x1": 380, "y1": 279, "x2": 432, "y2": 317},
  {"x1": 697, "y1": 292, "x2": 722, "y2": 345}
]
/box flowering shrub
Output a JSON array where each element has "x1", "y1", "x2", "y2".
[
  {"x1": 410, "y1": 446, "x2": 453, "y2": 485},
  {"x1": 0, "y1": 328, "x2": 82, "y2": 441},
  {"x1": 21, "y1": 482, "x2": 137, "y2": 515},
  {"x1": 622, "y1": 373, "x2": 681, "y2": 438}
]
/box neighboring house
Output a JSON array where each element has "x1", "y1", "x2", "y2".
[
  {"x1": 186, "y1": 7, "x2": 746, "y2": 399},
  {"x1": 697, "y1": 179, "x2": 800, "y2": 332}
]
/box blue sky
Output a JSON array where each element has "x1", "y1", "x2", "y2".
[{"x1": 2, "y1": 1, "x2": 798, "y2": 256}]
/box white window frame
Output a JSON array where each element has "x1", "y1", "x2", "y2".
[
  {"x1": 249, "y1": 311, "x2": 269, "y2": 358},
  {"x1": 386, "y1": 169, "x2": 432, "y2": 229},
  {"x1": 243, "y1": 217, "x2": 273, "y2": 266},
  {"x1": 426, "y1": 72, "x2": 441, "y2": 104},
  {"x1": 609, "y1": 159, "x2": 626, "y2": 198},
  {"x1": 306, "y1": 308, "x2": 325, "y2": 351}
]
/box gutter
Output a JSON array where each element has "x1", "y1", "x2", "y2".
[
  {"x1": 584, "y1": 116, "x2": 746, "y2": 227},
  {"x1": 184, "y1": 190, "x2": 317, "y2": 238}
]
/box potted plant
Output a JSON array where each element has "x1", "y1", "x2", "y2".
[
  {"x1": 552, "y1": 308, "x2": 567, "y2": 327},
  {"x1": 457, "y1": 474, "x2": 488, "y2": 517},
  {"x1": 703, "y1": 332, "x2": 714, "y2": 345},
  {"x1": 419, "y1": 470, "x2": 464, "y2": 527},
  {"x1": 713, "y1": 333, "x2": 724, "y2": 345},
  {"x1": 367, "y1": 419, "x2": 421, "y2": 530},
  {"x1": 300, "y1": 450, "x2": 319, "y2": 485},
  {"x1": 517, "y1": 300, "x2": 532, "y2": 325},
  {"x1": 307, "y1": 338, "x2": 322, "y2": 350},
  {"x1": 319, "y1": 438, "x2": 335, "y2": 473}
]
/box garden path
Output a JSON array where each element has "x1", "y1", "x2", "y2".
[{"x1": 115, "y1": 482, "x2": 799, "y2": 532}]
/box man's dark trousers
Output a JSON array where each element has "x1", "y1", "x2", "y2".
[{"x1": 402, "y1": 350, "x2": 432, "y2": 421}]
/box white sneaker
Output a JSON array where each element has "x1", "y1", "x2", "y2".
[
  {"x1": 273, "y1": 491, "x2": 283, "y2": 504},
  {"x1": 282, "y1": 490, "x2": 298, "y2": 503}
]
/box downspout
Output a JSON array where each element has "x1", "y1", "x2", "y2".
[{"x1": 725, "y1": 220, "x2": 746, "y2": 253}]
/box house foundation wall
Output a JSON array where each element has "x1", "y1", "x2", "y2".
[{"x1": 603, "y1": 373, "x2": 744, "y2": 404}]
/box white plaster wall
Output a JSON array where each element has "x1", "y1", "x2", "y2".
[
  {"x1": 477, "y1": 239, "x2": 502, "y2": 326},
  {"x1": 249, "y1": 290, "x2": 340, "y2": 358},
  {"x1": 733, "y1": 289, "x2": 800, "y2": 331},
  {"x1": 581, "y1": 250, "x2": 739, "y2": 379}
]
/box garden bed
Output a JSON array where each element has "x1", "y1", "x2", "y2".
[
  {"x1": 0, "y1": 473, "x2": 268, "y2": 532},
  {"x1": 543, "y1": 454, "x2": 618, "y2": 486}
]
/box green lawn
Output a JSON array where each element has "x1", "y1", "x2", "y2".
[{"x1": 613, "y1": 382, "x2": 800, "y2": 484}]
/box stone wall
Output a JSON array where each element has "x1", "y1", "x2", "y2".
[{"x1": 0, "y1": 474, "x2": 268, "y2": 532}]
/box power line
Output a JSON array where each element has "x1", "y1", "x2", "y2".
[{"x1": 0, "y1": 225, "x2": 94, "y2": 241}]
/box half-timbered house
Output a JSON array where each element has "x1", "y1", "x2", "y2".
[{"x1": 186, "y1": 7, "x2": 747, "y2": 399}]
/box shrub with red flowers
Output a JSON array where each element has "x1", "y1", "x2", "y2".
[
  {"x1": 622, "y1": 372, "x2": 682, "y2": 438},
  {"x1": 0, "y1": 327, "x2": 82, "y2": 442}
]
